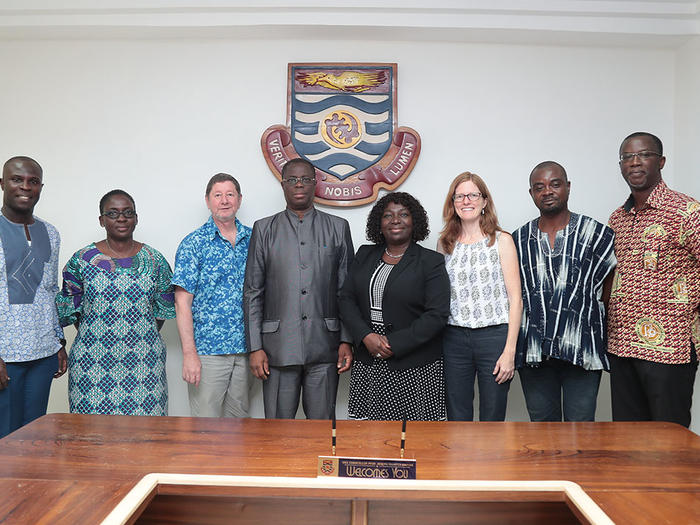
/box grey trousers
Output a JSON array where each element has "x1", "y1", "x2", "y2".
[
  {"x1": 188, "y1": 354, "x2": 251, "y2": 417},
  {"x1": 263, "y1": 362, "x2": 338, "y2": 419}
]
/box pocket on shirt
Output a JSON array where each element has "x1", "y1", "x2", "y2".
[
  {"x1": 318, "y1": 245, "x2": 341, "y2": 261},
  {"x1": 324, "y1": 318, "x2": 340, "y2": 332},
  {"x1": 261, "y1": 320, "x2": 280, "y2": 333}
]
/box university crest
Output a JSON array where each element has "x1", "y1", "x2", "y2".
[
  {"x1": 321, "y1": 459, "x2": 335, "y2": 475},
  {"x1": 261, "y1": 63, "x2": 421, "y2": 207}
]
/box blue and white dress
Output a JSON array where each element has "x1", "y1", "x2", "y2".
[{"x1": 56, "y1": 244, "x2": 175, "y2": 415}]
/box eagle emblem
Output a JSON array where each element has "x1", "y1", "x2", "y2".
[{"x1": 297, "y1": 70, "x2": 388, "y2": 93}]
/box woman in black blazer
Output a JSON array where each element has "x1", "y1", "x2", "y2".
[{"x1": 339, "y1": 192, "x2": 450, "y2": 420}]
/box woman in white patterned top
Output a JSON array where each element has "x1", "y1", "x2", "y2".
[{"x1": 437, "y1": 172, "x2": 522, "y2": 421}]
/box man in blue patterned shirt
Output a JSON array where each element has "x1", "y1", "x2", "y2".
[
  {"x1": 173, "y1": 173, "x2": 252, "y2": 417},
  {"x1": 513, "y1": 161, "x2": 616, "y2": 421},
  {"x1": 0, "y1": 156, "x2": 67, "y2": 438}
]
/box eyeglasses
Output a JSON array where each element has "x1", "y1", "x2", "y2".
[
  {"x1": 453, "y1": 192, "x2": 482, "y2": 202},
  {"x1": 619, "y1": 151, "x2": 662, "y2": 163},
  {"x1": 102, "y1": 210, "x2": 137, "y2": 219},
  {"x1": 283, "y1": 176, "x2": 316, "y2": 186}
]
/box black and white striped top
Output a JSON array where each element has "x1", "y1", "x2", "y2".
[{"x1": 513, "y1": 213, "x2": 616, "y2": 371}]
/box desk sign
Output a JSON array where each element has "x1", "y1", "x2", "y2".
[{"x1": 318, "y1": 456, "x2": 416, "y2": 479}]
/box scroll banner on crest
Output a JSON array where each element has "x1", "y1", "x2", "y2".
[{"x1": 261, "y1": 63, "x2": 421, "y2": 207}]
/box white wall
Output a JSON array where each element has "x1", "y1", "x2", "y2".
[
  {"x1": 675, "y1": 35, "x2": 700, "y2": 196},
  {"x1": 1, "y1": 35, "x2": 696, "y2": 430},
  {"x1": 674, "y1": 35, "x2": 700, "y2": 430}
]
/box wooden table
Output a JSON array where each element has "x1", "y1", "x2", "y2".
[{"x1": 0, "y1": 415, "x2": 698, "y2": 524}]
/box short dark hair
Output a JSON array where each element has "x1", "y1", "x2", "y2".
[
  {"x1": 621, "y1": 132, "x2": 663, "y2": 156},
  {"x1": 206, "y1": 173, "x2": 241, "y2": 197},
  {"x1": 529, "y1": 161, "x2": 568, "y2": 185},
  {"x1": 3, "y1": 156, "x2": 42, "y2": 178},
  {"x1": 366, "y1": 192, "x2": 430, "y2": 244},
  {"x1": 281, "y1": 158, "x2": 315, "y2": 179},
  {"x1": 99, "y1": 189, "x2": 136, "y2": 214}
]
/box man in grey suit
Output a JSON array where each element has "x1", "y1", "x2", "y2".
[{"x1": 244, "y1": 158, "x2": 354, "y2": 419}]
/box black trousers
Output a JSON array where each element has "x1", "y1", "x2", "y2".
[{"x1": 609, "y1": 350, "x2": 698, "y2": 428}]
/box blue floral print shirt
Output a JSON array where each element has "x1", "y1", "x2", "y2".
[{"x1": 172, "y1": 217, "x2": 251, "y2": 355}]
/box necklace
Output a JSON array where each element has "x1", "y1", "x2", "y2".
[
  {"x1": 384, "y1": 247, "x2": 406, "y2": 259},
  {"x1": 106, "y1": 238, "x2": 135, "y2": 259},
  {"x1": 459, "y1": 230, "x2": 486, "y2": 245}
]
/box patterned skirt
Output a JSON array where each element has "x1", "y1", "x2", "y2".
[{"x1": 348, "y1": 353, "x2": 446, "y2": 421}]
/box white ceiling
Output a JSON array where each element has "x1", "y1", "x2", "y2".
[{"x1": 0, "y1": 1, "x2": 698, "y2": 47}]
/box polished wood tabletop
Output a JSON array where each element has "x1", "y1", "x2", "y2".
[{"x1": 0, "y1": 415, "x2": 698, "y2": 524}]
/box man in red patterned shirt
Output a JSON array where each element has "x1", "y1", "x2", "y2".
[{"x1": 607, "y1": 132, "x2": 700, "y2": 427}]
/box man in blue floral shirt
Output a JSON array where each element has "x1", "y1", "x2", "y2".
[
  {"x1": 173, "y1": 173, "x2": 252, "y2": 417},
  {"x1": 1, "y1": 156, "x2": 67, "y2": 438}
]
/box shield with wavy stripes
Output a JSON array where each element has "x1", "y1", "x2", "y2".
[{"x1": 291, "y1": 65, "x2": 393, "y2": 179}]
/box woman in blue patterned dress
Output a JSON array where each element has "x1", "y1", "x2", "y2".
[{"x1": 56, "y1": 190, "x2": 175, "y2": 415}]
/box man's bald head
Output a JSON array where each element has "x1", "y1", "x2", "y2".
[
  {"x1": 529, "y1": 161, "x2": 567, "y2": 186},
  {"x1": 3, "y1": 156, "x2": 43, "y2": 179}
]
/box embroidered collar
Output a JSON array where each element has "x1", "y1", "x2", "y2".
[{"x1": 529, "y1": 212, "x2": 580, "y2": 241}]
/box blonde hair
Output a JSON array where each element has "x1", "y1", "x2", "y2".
[{"x1": 438, "y1": 172, "x2": 503, "y2": 254}]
